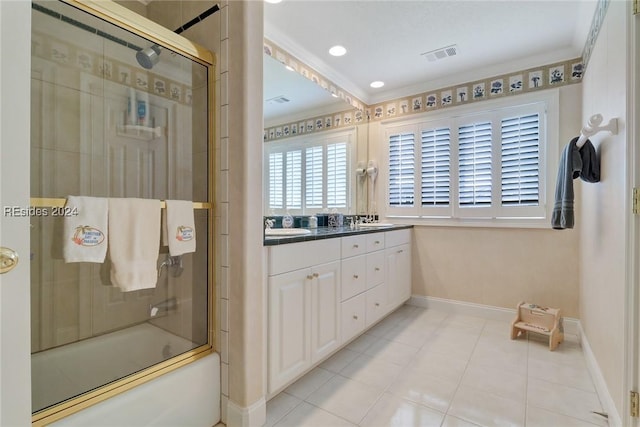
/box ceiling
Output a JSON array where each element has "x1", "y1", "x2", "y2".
[{"x1": 263, "y1": 0, "x2": 597, "y2": 122}]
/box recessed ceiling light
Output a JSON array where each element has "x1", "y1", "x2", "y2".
[
  {"x1": 285, "y1": 65, "x2": 295, "y2": 72},
  {"x1": 329, "y1": 45, "x2": 347, "y2": 57},
  {"x1": 370, "y1": 81, "x2": 385, "y2": 88},
  {"x1": 331, "y1": 93, "x2": 339, "y2": 98},
  {"x1": 265, "y1": 0, "x2": 282, "y2": 4}
]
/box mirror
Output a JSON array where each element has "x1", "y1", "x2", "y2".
[{"x1": 263, "y1": 53, "x2": 369, "y2": 215}]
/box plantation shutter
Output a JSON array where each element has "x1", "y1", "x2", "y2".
[
  {"x1": 327, "y1": 142, "x2": 347, "y2": 208},
  {"x1": 305, "y1": 145, "x2": 323, "y2": 208},
  {"x1": 421, "y1": 127, "x2": 450, "y2": 206},
  {"x1": 268, "y1": 152, "x2": 283, "y2": 209},
  {"x1": 285, "y1": 150, "x2": 302, "y2": 209},
  {"x1": 501, "y1": 113, "x2": 540, "y2": 206},
  {"x1": 389, "y1": 132, "x2": 415, "y2": 207},
  {"x1": 458, "y1": 121, "x2": 492, "y2": 206}
]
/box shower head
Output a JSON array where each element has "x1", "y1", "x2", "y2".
[{"x1": 136, "y1": 45, "x2": 161, "y2": 70}]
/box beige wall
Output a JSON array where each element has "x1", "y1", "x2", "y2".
[
  {"x1": 579, "y1": 0, "x2": 628, "y2": 418},
  {"x1": 412, "y1": 226, "x2": 580, "y2": 317},
  {"x1": 370, "y1": 84, "x2": 583, "y2": 317}
]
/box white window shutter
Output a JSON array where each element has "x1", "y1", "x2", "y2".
[
  {"x1": 327, "y1": 142, "x2": 347, "y2": 208},
  {"x1": 421, "y1": 127, "x2": 451, "y2": 207},
  {"x1": 458, "y1": 121, "x2": 492, "y2": 207},
  {"x1": 388, "y1": 132, "x2": 416, "y2": 207},
  {"x1": 501, "y1": 113, "x2": 540, "y2": 206},
  {"x1": 268, "y1": 152, "x2": 283, "y2": 209},
  {"x1": 305, "y1": 146, "x2": 323, "y2": 209},
  {"x1": 285, "y1": 150, "x2": 302, "y2": 209}
]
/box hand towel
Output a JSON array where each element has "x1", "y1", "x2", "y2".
[
  {"x1": 162, "y1": 200, "x2": 196, "y2": 256},
  {"x1": 551, "y1": 137, "x2": 600, "y2": 230},
  {"x1": 108, "y1": 198, "x2": 161, "y2": 292},
  {"x1": 63, "y1": 196, "x2": 108, "y2": 263}
]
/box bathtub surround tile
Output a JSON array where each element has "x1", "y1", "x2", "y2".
[
  {"x1": 220, "y1": 330, "x2": 229, "y2": 363},
  {"x1": 220, "y1": 298, "x2": 229, "y2": 332},
  {"x1": 221, "y1": 362, "x2": 228, "y2": 396},
  {"x1": 220, "y1": 266, "x2": 229, "y2": 300},
  {"x1": 265, "y1": 305, "x2": 602, "y2": 427}
]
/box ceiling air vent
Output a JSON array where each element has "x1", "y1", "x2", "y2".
[
  {"x1": 421, "y1": 44, "x2": 459, "y2": 62},
  {"x1": 266, "y1": 95, "x2": 291, "y2": 105}
]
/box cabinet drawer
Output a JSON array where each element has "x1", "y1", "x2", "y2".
[
  {"x1": 385, "y1": 229, "x2": 411, "y2": 248},
  {"x1": 341, "y1": 293, "x2": 366, "y2": 343},
  {"x1": 366, "y1": 251, "x2": 385, "y2": 289},
  {"x1": 366, "y1": 283, "x2": 388, "y2": 327},
  {"x1": 366, "y1": 233, "x2": 385, "y2": 253},
  {"x1": 341, "y1": 235, "x2": 367, "y2": 258},
  {"x1": 341, "y1": 255, "x2": 366, "y2": 301},
  {"x1": 269, "y1": 239, "x2": 341, "y2": 276}
]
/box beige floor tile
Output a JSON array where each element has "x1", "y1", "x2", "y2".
[
  {"x1": 273, "y1": 401, "x2": 356, "y2": 427},
  {"x1": 526, "y1": 405, "x2": 605, "y2": 427},
  {"x1": 364, "y1": 338, "x2": 419, "y2": 366},
  {"x1": 440, "y1": 415, "x2": 482, "y2": 427},
  {"x1": 359, "y1": 392, "x2": 445, "y2": 427},
  {"x1": 411, "y1": 347, "x2": 469, "y2": 383},
  {"x1": 527, "y1": 357, "x2": 596, "y2": 392},
  {"x1": 345, "y1": 333, "x2": 377, "y2": 353},
  {"x1": 320, "y1": 348, "x2": 360, "y2": 373},
  {"x1": 382, "y1": 323, "x2": 436, "y2": 348},
  {"x1": 526, "y1": 378, "x2": 605, "y2": 425},
  {"x1": 388, "y1": 366, "x2": 459, "y2": 413},
  {"x1": 448, "y1": 384, "x2": 525, "y2": 427},
  {"x1": 265, "y1": 392, "x2": 302, "y2": 427},
  {"x1": 284, "y1": 367, "x2": 334, "y2": 400},
  {"x1": 306, "y1": 375, "x2": 384, "y2": 424},
  {"x1": 419, "y1": 330, "x2": 479, "y2": 359},
  {"x1": 340, "y1": 353, "x2": 403, "y2": 389},
  {"x1": 459, "y1": 364, "x2": 526, "y2": 403}
]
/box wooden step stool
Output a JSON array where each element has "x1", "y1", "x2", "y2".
[{"x1": 510, "y1": 302, "x2": 563, "y2": 351}]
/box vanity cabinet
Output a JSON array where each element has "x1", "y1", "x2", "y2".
[
  {"x1": 266, "y1": 228, "x2": 412, "y2": 395},
  {"x1": 267, "y1": 239, "x2": 341, "y2": 392}
]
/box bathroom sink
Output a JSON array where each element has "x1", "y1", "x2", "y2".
[
  {"x1": 358, "y1": 223, "x2": 394, "y2": 228},
  {"x1": 265, "y1": 228, "x2": 312, "y2": 236}
]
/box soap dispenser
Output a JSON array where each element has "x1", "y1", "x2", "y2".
[
  {"x1": 282, "y1": 211, "x2": 294, "y2": 228},
  {"x1": 309, "y1": 214, "x2": 318, "y2": 229}
]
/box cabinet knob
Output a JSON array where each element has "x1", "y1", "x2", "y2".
[
  {"x1": 313, "y1": 272, "x2": 319, "y2": 277},
  {"x1": 353, "y1": 244, "x2": 359, "y2": 248},
  {"x1": 375, "y1": 240, "x2": 380, "y2": 244},
  {"x1": 353, "y1": 274, "x2": 359, "y2": 279},
  {"x1": 375, "y1": 267, "x2": 380, "y2": 271},
  {"x1": 353, "y1": 315, "x2": 358, "y2": 320},
  {"x1": 375, "y1": 302, "x2": 380, "y2": 307},
  {"x1": 397, "y1": 249, "x2": 404, "y2": 254},
  {"x1": 307, "y1": 275, "x2": 313, "y2": 280}
]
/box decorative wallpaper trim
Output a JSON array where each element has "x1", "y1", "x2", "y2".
[
  {"x1": 264, "y1": 38, "x2": 366, "y2": 112},
  {"x1": 581, "y1": 0, "x2": 610, "y2": 74},
  {"x1": 265, "y1": 57, "x2": 583, "y2": 142},
  {"x1": 367, "y1": 58, "x2": 582, "y2": 122},
  {"x1": 31, "y1": 4, "x2": 194, "y2": 106}
]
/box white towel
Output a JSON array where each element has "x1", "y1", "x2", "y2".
[
  {"x1": 63, "y1": 196, "x2": 108, "y2": 263},
  {"x1": 162, "y1": 200, "x2": 196, "y2": 256},
  {"x1": 108, "y1": 198, "x2": 161, "y2": 292}
]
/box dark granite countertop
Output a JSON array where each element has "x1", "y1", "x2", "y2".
[{"x1": 263, "y1": 224, "x2": 413, "y2": 246}]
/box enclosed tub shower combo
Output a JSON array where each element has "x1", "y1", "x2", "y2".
[{"x1": 28, "y1": 1, "x2": 217, "y2": 425}]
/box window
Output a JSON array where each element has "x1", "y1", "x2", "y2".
[
  {"x1": 265, "y1": 130, "x2": 353, "y2": 214},
  {"x1": 384, "y1": 96, "x2": 553, "y2": 225}
]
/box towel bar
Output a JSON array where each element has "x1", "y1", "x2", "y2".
[
  {"x1": 576, "y1": 113, "x2": 618, "y2": 148},
  {"x1": 30, "y1": 197, "x2": 212, "y2": 210}
]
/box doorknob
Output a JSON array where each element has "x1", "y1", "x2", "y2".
[{"x1": 0, "y1": 247, "x2": 18, "y2": 274}]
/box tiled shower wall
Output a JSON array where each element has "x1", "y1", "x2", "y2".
[{"x1": 143, "y1": 0, "x2": 230, "y2": 421}]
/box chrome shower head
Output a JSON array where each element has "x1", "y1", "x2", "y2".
[{"x1": 136, "y1": 45, "x2": 161, "y2": 69}]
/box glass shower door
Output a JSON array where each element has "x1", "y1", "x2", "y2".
[{"x1": 29, "y1": 1, "x2": 214, "y2": 423}]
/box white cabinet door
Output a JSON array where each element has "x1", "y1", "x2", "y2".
[
  {"x1": 310, "y1": 261, "x2": 340, "y2": 363},
  {"x1": 341, "y1": 293, "x2": 366, "y2": 344},
  {"x1": 268, "y1": 269, "x2": 311, "y2": 392},
  {"x1": 385, "y1": 243, "x2": 411, "y2": 309}
]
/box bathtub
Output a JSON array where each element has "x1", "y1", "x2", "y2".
[{"x1": 32, "y1": 323, "x2": 220, "y2": 426}]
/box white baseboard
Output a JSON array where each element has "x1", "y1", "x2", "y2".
[
  {"x1": 226, "y1": 397, "x2": 266, "y2": 427},
  {"x1": 578, "y1": 323, "x2": 622, "y2": 427},
  {"x1": 407, "y1": 295, "x2": 580, "y2": 337}
]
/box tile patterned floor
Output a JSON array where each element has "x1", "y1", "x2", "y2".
[{"x1": 263, "y1": 305, "x2": 608, "y2": 427}]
